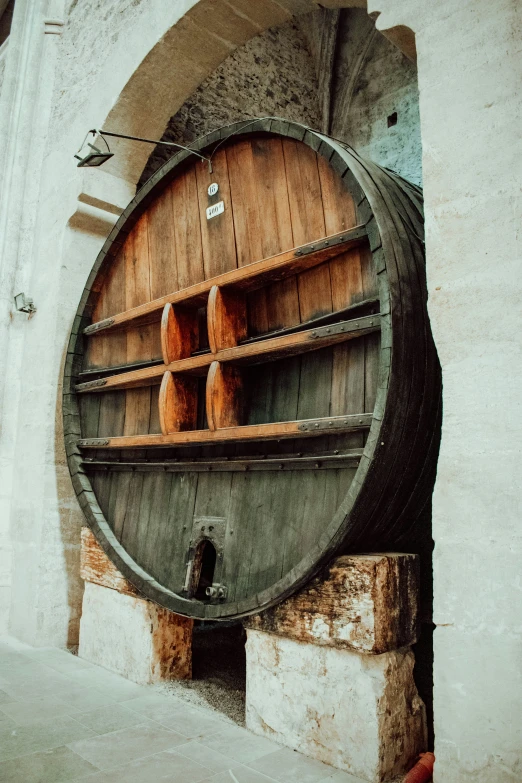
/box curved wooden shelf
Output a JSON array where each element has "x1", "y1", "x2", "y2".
[
  {"x1": 161, "y1": 303, "x2": 198, "y2": 365},
  {"x1": 158, "y1": 372, "x2": 198, "y2": 435},
  {"x1": 207, "y1": 286, "x2": 247, "y2": 353}
]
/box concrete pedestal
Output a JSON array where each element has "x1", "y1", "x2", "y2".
[
  {"x1": 245, "y1": 554, "x2": 427, "y2": 782},
  {"x1": 78, "y1": 528, "x2": 192, "y2": 684}
]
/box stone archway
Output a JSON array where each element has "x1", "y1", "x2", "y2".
[{"x1": 74, "y1": 0, "x2": 416, "y2": 186}]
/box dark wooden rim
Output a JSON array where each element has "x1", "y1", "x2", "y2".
[{"x1": 64, "y1": 118, "x2": 438, "y2": 619}]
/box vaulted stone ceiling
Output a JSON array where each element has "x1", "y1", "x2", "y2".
[{"x1": 139, "y1": 8, "x2": 420, "y2": 189}]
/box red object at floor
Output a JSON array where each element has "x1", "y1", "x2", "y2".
[{"x1": 404, "y1": 752, "x2": 435, "y2": 783}]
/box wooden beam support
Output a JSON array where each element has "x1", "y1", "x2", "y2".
[
  {"x1": 83, "y1": 226, "x2": 368, "y2": 336},
  {"x1": 76, "y1": 314, "x2": 381, "y2": 393},
  {"x1": 81, "y1": 450, "x2": 364, "y2": 472},
  {"x1": 77, "y1": 413, "x2": 373, "y2": 449}
]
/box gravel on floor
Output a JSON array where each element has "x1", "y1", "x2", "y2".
[{"x1": 154, "y1": 621, "x2": 247, "y2": 726}]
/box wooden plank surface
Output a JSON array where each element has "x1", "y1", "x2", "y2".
[
  {"x1": 76, "y1": 315, "x2": 381, "y2": 392},
  {"x1": 83, "y1": 226, "x2": 368, "y2": 336},
  {"x1": 77, "y1": 413, "x2": 373, "y2": 449},
  {"x1": 147, "y1": 184, "x2": 178, "y2": 300},
  {"x1": 196, "y1": 149, "x2": 237, "y2": 279},
  {"x1": 317, "y1": 153, "x2": 368, "y2": 452}
]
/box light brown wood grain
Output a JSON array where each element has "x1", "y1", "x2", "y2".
[
  {"x1": 283, "y1": 138, "x2": 332, "y2": 323},
  {"x1": 78, "y1": 412, "x2": 373, "y2": 449},
  {"x1": 147, "y1": 184, "x2": 178, "y2": 299},
  {"x1": 171, "y1": 167, "x2": 205, "y2": 290},
  {"x1": 84, "y1": 227, "x2": 368, "y2": 335},
  {"x1": 196, "y1": 149, "x2": 237, "y2": 279}
]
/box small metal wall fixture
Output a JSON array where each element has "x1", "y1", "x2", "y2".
[
  {"x1": 206, "y1": 583, "x2": 228, "y2": 600},
  {"x1": 14, "y1": 293, "x2": 36, "y2": 314}
]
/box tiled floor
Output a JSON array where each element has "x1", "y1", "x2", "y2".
[{"x1": 0, "y1": 638, "x2": 366, "y2": 783}]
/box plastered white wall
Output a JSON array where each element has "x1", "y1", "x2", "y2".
[{"x1": 366, "y1": 0, "x2": 522, "y2": 779}]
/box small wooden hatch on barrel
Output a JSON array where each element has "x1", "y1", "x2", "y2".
[{"x1": 64, "y1": 119, "x2": 441, "y2": 620}]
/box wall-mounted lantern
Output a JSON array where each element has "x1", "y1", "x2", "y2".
[
  {"x1": 74, "y1": 129, "x2": 213, "y2": 171},
  {"x1": 74, "y1": 143, "x2": 114, "y2": 168}
]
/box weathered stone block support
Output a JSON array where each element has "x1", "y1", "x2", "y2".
[
  {"x1": 78, "y1": 528, "x2": 193, "y2": 684},
  {"x1": 244, "y1": 554, "x2": 426, "y2": 782}
]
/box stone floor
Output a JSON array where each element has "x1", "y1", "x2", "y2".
[{"x1": 0, "y1": 637, "x2": 365, "y2": 783}]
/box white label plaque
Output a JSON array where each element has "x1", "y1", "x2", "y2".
[
  {"x1": 208, "y1": 183, "x2": 219, "y2": 196},
  {"x1": 206, "y1": 201, "x2": 224, "y2": 220}
]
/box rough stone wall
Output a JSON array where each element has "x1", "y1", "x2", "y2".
[
  {"x1": 138, "y1": 19, "x2": 322, "y2": 185},
  {"x1": 331, "y1": 9, "x2": 422, "y2": 185},
  {"x1": 139, "y1": 9, "x2": 422, "y2": 189}
]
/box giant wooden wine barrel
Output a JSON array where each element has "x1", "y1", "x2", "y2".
[{"x1": 64, "y1": 119, "x2": 440, "y2": 619}]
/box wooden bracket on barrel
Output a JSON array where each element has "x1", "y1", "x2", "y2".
[
  {"x1": 206, "y1": 361, "x2": 245, "y2": 430},
  {"x1": 161, "y1": 302, "x2": 199, "y2": 365},
  {"x1": 207, "y1": 285, "x2": 247, "y2": 353},
  {"x1": 159, "y1": 370, "x2": 198, "y2": 435}
]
